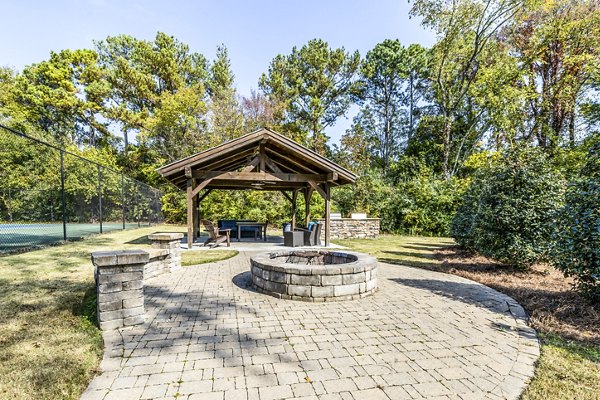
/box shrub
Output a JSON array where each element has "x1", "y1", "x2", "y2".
[
  {"x1": 552, "y1": 140, "x2": 600, "y2": 299},
  {"x1": 451, "y1": 147, "x2": 564, "y2": 268},
  {"x1": 451, "y1": 181, "x2": 482, "y2": 249},
  {"x1": 333, "y1": 170, "x2": 393, "y2": 219},
  {"x1": 384, "y1": 176, "x2": 466, "y2": 236},
  {"x1": 335, "y1": 166, "x2": 465, "y2": 236}
]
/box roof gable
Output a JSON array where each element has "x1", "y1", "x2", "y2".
[{"x1": 157, "y1": 128, "x2": 356, "y2": 191}]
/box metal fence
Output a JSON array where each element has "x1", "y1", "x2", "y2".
[{"x1": 0, "y1": 124, "x2": 164, "y2": 253}]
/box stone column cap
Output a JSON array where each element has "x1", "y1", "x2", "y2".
[
  {"x1": 148, "y1": 232, "x2": 184, "y2": 241},
  {"x1": 91, "y1": 250, "x2": 149, "y2": 266},
  {"x1": 147, "y1": 248, "x2": 169, "y2": 258}
]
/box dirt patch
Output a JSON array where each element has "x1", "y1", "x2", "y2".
[{"x1": 431, "y1": 246, "x2": 600, "y2": 345}]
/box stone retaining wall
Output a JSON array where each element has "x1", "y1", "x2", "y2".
[
  {"x1": 91, "y1": 232, "x2": 183, "y2": 331},
  {"x1": 143, "y1": 249, "x2": 169, "y2": 279},
  {"x1": 149, "y1": 233, "x2": 182, "y2": 274},
  {"x1": 317, "y1": 218, "x2": 380, "y2": 239}
]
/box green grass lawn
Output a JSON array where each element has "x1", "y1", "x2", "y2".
[
  {"x1": 336, "y1": 234, "x2": 600, "y2": 400},
  {"x1": 181, "y1": 249, "x2": 238, "y2": 266},
  {"x1": 0, "y1": 225, "x2": 235, "y2": 400}
]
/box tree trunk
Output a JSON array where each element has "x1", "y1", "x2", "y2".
[
  {"x1": 568, "y1": 111, "x2": 575, "y2": 148},
  {"x1": 442, "y1": 116, "x2": 453, "y2": 181},
  {"x1": 384, "y1": 100, "x2": 390, "y2": 174},
  {"x1": 409, "y1": 74, "x2": 414, "y2": 141},
  {"x1": 312, "y1": 121, "x2": 319, "y2": 153}
]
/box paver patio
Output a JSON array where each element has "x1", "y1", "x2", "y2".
[{"x1": 82, "y1": 252, "x2": 539, "y2": 400}]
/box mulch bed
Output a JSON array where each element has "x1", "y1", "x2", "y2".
[{"x1": 430, "y1": 246, "x2": 600, "y2": 345}]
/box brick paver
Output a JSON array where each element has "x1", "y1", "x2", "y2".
[{"x1": 82, "y1": 252, "x2": 539, "y2": 400}]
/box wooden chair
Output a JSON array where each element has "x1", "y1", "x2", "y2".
[{"x1": 201, "y1": 219, "x2": 231, "y2": 248}]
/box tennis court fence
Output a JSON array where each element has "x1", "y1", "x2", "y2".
[{"x1": 0, "y1": 124, "x2": 164, "y2": 253}]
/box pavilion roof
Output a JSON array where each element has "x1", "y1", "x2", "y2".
[{"x1": 157, "y1": 128, "x2": 356, "y2": 192}]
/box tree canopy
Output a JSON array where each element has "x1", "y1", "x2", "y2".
[
  {"x1": 0, "y1": 0, "x2": 598, "y2": 249},
  {"x1": 259, "y1": 39, "x2": 361, "y2": 154}
]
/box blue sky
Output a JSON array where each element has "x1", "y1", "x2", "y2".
[{"x1": 1, "y1": 0, "x2": 435, "y2": 144}]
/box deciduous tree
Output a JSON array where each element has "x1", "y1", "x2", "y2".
[
  {"x1": 411, "y1": 0, "x2": 527, "y2": 179},
  {"x1": 505, "y1": 0, "x2": 600, "y2": 150}
]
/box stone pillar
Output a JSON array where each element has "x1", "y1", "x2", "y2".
[
  {"x1": 148, "y1": 233, "x2": 184, "y2": 273},
  {"x1": 91, "y1": 250, "x2": 148, "y2": 331}
]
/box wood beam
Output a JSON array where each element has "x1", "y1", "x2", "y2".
[
  {"x1": 292, "y1": 190, "x2": 298, "y2": 229},
  {"x1": 241, "y1": 155, "x2": 261, "y2": 172},
  {"x1": 198, "y1": 147, "x2": 256, "y2": 172},
  {"x1": 280, "y1": 191, "x2": 293, "y2": 203},
  {"x1": 186, "y1": 179, "x2": 194, "y2": 249},
  {"x1": 304, "y1": 187, "x2": 313, "y2": 227},
  {"x1": 264, "y1": 156, "x2": 282, "y2": 173},
  {"x1": 324, "y1": 183, "x2": 331, "y2": 247},
  {"x1": 264, "y1": 148, "x2": 320, "y2": 174},
  {"x1": 193, "y1": 189, "x2": 199, "y2": 240},
  {"x1": 259, "y1": 139, "x2": 267, "y2": 172},
  {"x1": 202, "y1": 183, "x2": 306, "y2": 190},
  {"x1": 193, "y1": 170, "x2": 330, "y2": 183},
  {"x1": 270, "y1": 159, "x2": 297, "y2": 174},
  {"x1": 159, "y1": 131, "x2": 265, "y2": 175},
  {"x1": 196, "y1": 189, "x2": 211, "y2": 242},
  {"x1": 191, "y1": 178, "x2": 214, "y2": 198},
  {"x1": 307, "y1": 180, "x2": 326, "y2": 199},
  {"x1": 198, "y1": 189, "x2": 212, "y2": 203}
]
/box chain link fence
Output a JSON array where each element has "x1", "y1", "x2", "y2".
[{"x1": 0, "y1": 125, "x2": 164, "y2": 253}]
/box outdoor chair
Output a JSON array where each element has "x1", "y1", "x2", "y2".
[
  {"x1": 284, "y1": 229, "x2": 304, "y2": 247},
  {"x1": 295, "y1": 222, "x2": 322, "y2": 246},
  {"x1": 201, "y1": 219, "x2": 231, "y2": 248}
]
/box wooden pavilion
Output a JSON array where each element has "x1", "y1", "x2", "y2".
[{"x1": 157, "y1": 128, "x2": 357, "y2": 249}]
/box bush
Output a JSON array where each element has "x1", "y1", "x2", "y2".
[
  {"x1": 334, "y1": 167, "x2": 465, "y2": 236},
  {"x1": 451, "y1": 147, "x2": 564, "y2": 268},
  {"x1": 552, "y1": 140, "x2": 600, "y2": 299},
  {"x1": 333, "y1": 171, "x2": 393, "y2": 221},
  {"x1": 384, "y1": 176, "x2": 466, "y2": 236}
]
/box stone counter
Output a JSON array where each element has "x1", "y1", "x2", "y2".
[{"x1": 317, "y1": 218, "x2": 380, "y2": 240}]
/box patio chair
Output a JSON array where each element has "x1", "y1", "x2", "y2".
[
  {"x1": 296, "y1": 222, "x2": 322, "y2": 246},
  {"x1": 284, "y1": 230, "x2": 304, "y2": 247},
  {"x1": 309, "y1": 222, "x2": 323, "y2": 246},
  {"x1": 201, "y1": 219, "x2": 231, "y2": 248}
]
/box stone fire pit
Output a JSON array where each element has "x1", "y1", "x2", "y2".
[{"x1": 250, "y1": 250, "x2": 377, "y2": 302}]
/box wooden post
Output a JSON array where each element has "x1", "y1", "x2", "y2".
[
  {"x1": 324, "y1": 183, "x2": 330, "y2": 247},
  {"x1": 186, "y1": 178, "x2": 194, "y2": 249},
  {"x1": 192, "y1": 190, "x2": 199, "y2": 240},
  {"x1": 98, "y1": 165, "x2": 103, "y2": 234},
  {"x1": 121, "y1": 173, "x2": 126, "y2": 230},
  {"x1": 259, "y1": 139, "x2": 267, "y2": 172},
  {"x1": 304, "y1": 188, "x2": 313, "y2": 227},
  {"x1": 291, "y1": 190, "x2": 298, "y2": 229},
  {"x1": 60, "y1": 150, "x2": 67, "y2": 241}
]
